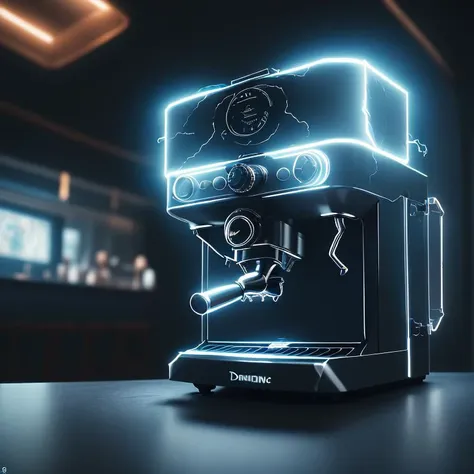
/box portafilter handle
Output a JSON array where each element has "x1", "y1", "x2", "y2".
[{"x1": 190, "y1": 271, "x2": 281, "y2": 316}]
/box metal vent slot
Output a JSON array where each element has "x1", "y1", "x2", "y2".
[{"x1": 197, "y1": 344, "x2": 354, "y2": 358}]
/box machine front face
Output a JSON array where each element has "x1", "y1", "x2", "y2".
[
  {"x1": 163, "y1": 57, "x2": 445, "y2": 395},
  {"x1": 204, "y1": 217, "x2": 365, "y2": 345}
]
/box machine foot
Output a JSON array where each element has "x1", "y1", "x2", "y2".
[{"x1": 193, "y1": 383, "x2": 216, "y2": 395}]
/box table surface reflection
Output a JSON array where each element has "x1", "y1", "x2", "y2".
[{"x1": 1, "y1": 373, "x2": 473, "y2": 474}]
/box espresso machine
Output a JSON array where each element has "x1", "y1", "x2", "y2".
[{"x1": 164, "y1": 57, "x2": 445, "y2": 394}]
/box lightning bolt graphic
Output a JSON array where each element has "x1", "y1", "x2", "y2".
[
  {"x1": 408, "y1": 137, "x2": 428, "y2": 157},
  {"x1": 267, "y1": 84, "x2": 310, "y2": 136},
  {"x1": 362, "y1": 82, "x2": 377, "y2": 147},
  {"x1": 368, "y1": 151, "x2": 379, "y2": 182},
  {"x1": 157, "y1": 132, "x2": 194, "y2": 144},
  {"x1": 284, "y1": 109, "x2": 310, "y2": 136},
  {"x1": 181, "y1": 125, "x2": 216, "y2": 166},
  {"x1": 180, "y1": 93, "x2": 234, "y2": 167},
  {"x1": 183, "y1": 95, "x2": 208, "y2": 128},
  {"x1": 176, "y1": 79, "x2": 309, "y2": 166},
  {"x1": 160, "y1": 94, "x2": 209, "y2": 152}
]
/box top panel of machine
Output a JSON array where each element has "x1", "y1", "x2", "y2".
[{"x1": 164, "y1": 58, "x2": 409, "y2": 178}]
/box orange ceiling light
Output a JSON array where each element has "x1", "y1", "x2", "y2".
[
  {"x1": 382, "y1": 0, "x2": 453, "y2": 77},
  {"x1": 0, "y1": 7, "x2": 54, "y2": 44},
  {"x1": 0, "y1": 0, "x2": 129, "y2": 69}
]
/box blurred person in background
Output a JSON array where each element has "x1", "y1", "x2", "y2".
[
  {"x1": 132, "y1": 254, "x2": 155, "y2": 290},
  {"x1": 56, "y1": 257, "x2": 70, "y2": 282},
  {"x1": 85, "y1": 250, "x2": 111, "y2": 286}
]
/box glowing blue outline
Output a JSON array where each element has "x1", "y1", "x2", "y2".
[
  {"x1": 292, "y1": 149, "x2": 330, "y2": 187},
  {"x1": 404, "y1": 197, "x2": 411, "y2": 378},
  {"x1": 172, "y1": 175, "x2": 199, "y2": 203},
  {"x1": 165, "y1": 139, "x2": 426, "y2": 211},
  {"x1": 164, "y1": 57, "x2": 410, "y2": 179},
  {"x1": 207, "y1": 340, "x2": 362, "y2": 345},
  {"x1": 168, "y1": 349, "x2": 407, "y2": 393},
  {"x1": 179, "y1": 349, "x2": 331, "y2": 361},
  {"x1": 165, "y1": 138, "x2": 426, "y2": 211},
  {"x1": 172, "y1": 348, "x2": 406, "y2": 362},
  {"x1": 427, "y1": 197, "x2": 444, "y2": 332},
  {"x1": 321, "y1": 212, "x2": 356, "y2": 218}
]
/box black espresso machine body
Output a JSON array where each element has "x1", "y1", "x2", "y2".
[{"x1": 164, "y1": 58, "x2": 444, "y2": 394}]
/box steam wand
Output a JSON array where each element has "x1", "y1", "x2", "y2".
[{"x1": 329, "y1": 217, "x2": 348, "y2": 276}]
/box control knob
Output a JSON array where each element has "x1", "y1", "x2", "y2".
[
  {"x1": 227, "y1": 164, "x2": 267, "y2": 194},
  {"x1": 173, "y1": 176, "x2": 198, "y2": 201},
  {"x1": 293, "y1": 150, "x2": 329, "y2": 185}
]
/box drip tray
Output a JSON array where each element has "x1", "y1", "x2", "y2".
[{"x1": 193, "y1": 343, "x2": 356, "y2": 359}]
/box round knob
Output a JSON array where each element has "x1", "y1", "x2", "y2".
[
  {"x1": 212, "y1": 176, "x2": 227, "y2": 191},
  {"x1": 224, "y1": 209, "x2": 261, "y2": 248},
  {"x1": 276, "y1": 167, "x2": 291, "y2": 181},
  {"x1": 227, "y1": 164, "x2": 267, "y2": 194},
  {"x1": 293, "y1": 150, "x2": 330, "y2": 185},
  {"x1": 173, "y1": 176, "x2": 197, "y2": 201}
]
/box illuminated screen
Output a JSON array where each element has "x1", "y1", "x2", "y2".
[
  {"x1": 62, "y1": 227, "x2": 81, "y2": 263},
  {"x1": 0, "y1": 208, "x2": 52, "y2": 264}
]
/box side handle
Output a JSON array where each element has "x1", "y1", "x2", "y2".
[{"x1": 427, "y1": 197, "x2": 444, "y2": 332}]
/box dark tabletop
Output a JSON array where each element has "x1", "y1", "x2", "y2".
[{"x1": 1, "y1": 373, "x2": 473, "y2": 474}]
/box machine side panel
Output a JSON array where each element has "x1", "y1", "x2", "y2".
[
  {"x1": 366, "y1": 67, "x2": 408, "y2": 161},
  {"x1": 377, "y1": 198, "x2": 407, "y2": 354},
  {"x1": 408, "y1": 204, "x2": 430, "y2": 377}
]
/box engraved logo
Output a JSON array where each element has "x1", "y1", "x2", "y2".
[{"x1": 229, "y1": 371, "x2": 271, "y2": 384}]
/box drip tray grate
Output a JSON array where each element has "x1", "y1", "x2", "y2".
[{"x1": 195, "y1": 343, "x2": 355, "y2": 358}]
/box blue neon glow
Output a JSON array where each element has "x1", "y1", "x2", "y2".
[
  {"x1": 165, "y1": 138, "x2": 427, "y2": 212},
  {"x1": 163, "y1": 57, "x2": 410, "y2": 180},
  {"x1": 427, "y1": 197, "x2": 445, "y2": 332},
  {"x1": 164, "y1": 137, "x2": 424, "y2": 183},
  {"x1": 168, "y1": 351, "x2": 346, "y2": 392},
  {"x1": 180, "y1": 349, "x2": 331, "y2": 361},
  {"x1": 292, "y1": 149, "x2": 330, "y2": 187},
  {"x1": 404, "y1": 197, "x2": 411, "y2": 378},
  {"x1": 167, "y1": 139, "x2": 381, "y2": 179},
  {"x1": 409, "y1": 138, "x2": 428, "y2": 157}
]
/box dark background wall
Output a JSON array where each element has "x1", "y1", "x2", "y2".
[{"x1": 0, "y1": 0, "x2": 469, "y2": 379}]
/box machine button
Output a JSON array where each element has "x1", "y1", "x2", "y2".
[
  {"x1": 173, "y1": 176, "x2": 197, "y2": 201},
  {"x1": 276, "y1": 167, "x2": 291, "y2": 181},
  {"x1": 212, "y1": 176, "x2": 227, "y2": 191},
  {"x1": 199, "y1": 180, "x2": 212, "y2": 190},
  {"x1": 293, "y1": 149, "x2": 329, "y2": 185},
  {"x1": 227, "y1": 164, "x2": 267, "y2": 194},
  {"x1": 224, "y1": 209, "x2": 261, "y2": 248}
]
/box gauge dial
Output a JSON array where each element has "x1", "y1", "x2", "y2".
[
  {"x1": 224, "y1": 209, "x2": 261, "y2": 248},
  {"x1": 226, "y1": 87, "x2": 272, "y2": 137},
  {"x1": 292, "y1": 149, "x2": 330, "y2": 185},
  {"x1": 173, "y1": 176, "x2": 197, "y2": 201}
]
